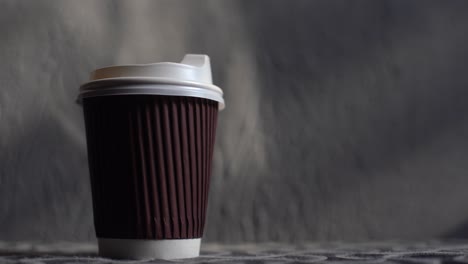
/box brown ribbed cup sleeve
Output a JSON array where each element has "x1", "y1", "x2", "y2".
[{"x1": 83, "y1": 95, "x2": 218, "y2": 239}]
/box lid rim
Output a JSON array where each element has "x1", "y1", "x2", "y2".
[
  {"x1": 77, "y1": 84, "x2": 225, "y2": 110},
  {"x1": 80, "y1": 77, "x2": 223, "y2": 94}
]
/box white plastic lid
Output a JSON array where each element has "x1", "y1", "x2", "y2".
[{"x1": 78, "y1": 54, "x2": 225, "y2": 109}]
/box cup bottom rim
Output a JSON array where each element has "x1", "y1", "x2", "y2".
[{"x1": 98, "y1": 237, "x2": 201, "y2": 260}]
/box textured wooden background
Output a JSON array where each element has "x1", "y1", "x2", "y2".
[{"x1": 1, "y1": 0, "x2": 468, "y2": 242}]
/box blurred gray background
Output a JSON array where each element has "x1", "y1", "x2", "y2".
[{"x1": 2, "y1": 0, "x2": 468, "y2": 243}]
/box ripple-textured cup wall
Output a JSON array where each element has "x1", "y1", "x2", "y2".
[{"x1": 83, "y1": 95, "x2": 218, "y2": 240}]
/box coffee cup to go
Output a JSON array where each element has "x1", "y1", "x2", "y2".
[{"x1": 77, "y1": 54, "x2": 224, "y2": 260}]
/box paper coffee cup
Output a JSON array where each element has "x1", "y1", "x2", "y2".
[{"x1": 78, "y1": 55, "x2": 224, "y2": 259}]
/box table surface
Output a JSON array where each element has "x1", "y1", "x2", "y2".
[{"x1": 2, "y1": 241, "x2": 468, "y2": 263}]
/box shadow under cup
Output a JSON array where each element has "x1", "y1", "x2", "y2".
[{"x1": 82, "y1": 95, "x2": 218, "y2": 258}]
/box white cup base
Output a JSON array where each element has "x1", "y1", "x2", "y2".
[{"x1": 98, "y1": 238, "x2": 201, "y2": 260}]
